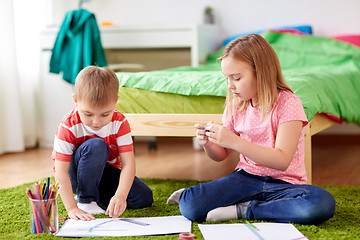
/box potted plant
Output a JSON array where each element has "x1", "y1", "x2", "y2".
[{"x1": 204, "y1": 6, "x2": 214, "y2": 24}]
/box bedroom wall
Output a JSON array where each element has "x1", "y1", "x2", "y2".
[{"x1": 49, "y1": 0, "x2": 360, "y2": 40}]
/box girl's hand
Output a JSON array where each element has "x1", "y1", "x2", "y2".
[
  {"x1": 195, "y1": 122, "x2": 234, "y2": 161},
  {"x1": 204, "y1": 123, "x2": 239, "y2": 149},
  {"x1": 106, "y1": 195, "x2": 127, "y2": 218},
  {"x1": 194, "y1": 122, "x2": 214, "y2": 147},
  {"x1": 68, "y1": 207, "x2": 95, "y2": 221}
]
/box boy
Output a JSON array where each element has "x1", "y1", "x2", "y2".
[{"x1": 53, "y1": 66, "x2": 153, "y2": 221}]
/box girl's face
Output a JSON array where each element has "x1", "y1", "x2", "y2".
[
  {"x1": 73, "y1": 96, "x2": 117, "y2": 131},
  {"x1": 221, "y1": 56, "x2": 258, "y2": 104}
]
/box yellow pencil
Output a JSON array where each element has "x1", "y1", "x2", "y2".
[{"x1": 38, "y1": 181, "x2": 43, "y2": 199}]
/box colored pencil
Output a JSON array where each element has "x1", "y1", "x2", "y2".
[
  {"x1": 26, "y1": 188, "x2": 40, "y2": 233},
  {"x1": 26, "y1": 179, "x2": 59, "y2": 234}
]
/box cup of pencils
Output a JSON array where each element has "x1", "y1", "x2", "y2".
[{"x1": 26, "y1": 177, "x2": 59, "y2": 234}]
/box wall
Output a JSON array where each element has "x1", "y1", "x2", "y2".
[{"x1": 50, "y1": 0, "x2": 360, "y2": 41}]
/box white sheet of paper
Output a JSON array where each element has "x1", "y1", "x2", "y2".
[
  {"x1": 198, "y1": 222, "x2": 306, "y2": 240},
  {"x1": 55, "y1": 215, "x2": 191, "y2": 237}
]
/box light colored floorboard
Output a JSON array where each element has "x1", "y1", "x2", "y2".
[{"x1": 0, "y1": 136, "x2": 359, "y2": 189}]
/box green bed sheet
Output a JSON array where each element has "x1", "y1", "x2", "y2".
[
  {"x1": 117, "y1": 87, "x2": 225, "y2": 114},
  {"x1": 116, "y1": 31, "x2": 360, "y2": 125}
]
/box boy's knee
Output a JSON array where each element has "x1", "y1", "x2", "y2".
[
  {"x1": 128, "y1": 184, "x2": 154, "y2": 209},
  {"x1": 141, "y1": 188, "x2": 154, "y2": 207},
  {"x1": 139, "y1": 186, "x2": 154, "y2": 208},
  {"x1": 83, "y1": 138, "x2": 108, "y2": 152},
  {"x1": 79, "y1": 138, "x2": 109, "y2": 161}
]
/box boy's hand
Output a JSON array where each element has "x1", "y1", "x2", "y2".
[
  {"x1": 68, "y1": 207, "x2": 95, "y2": 221},
  {"x1": 106, "y1": 195, "x2": 127, "y2": 218}
]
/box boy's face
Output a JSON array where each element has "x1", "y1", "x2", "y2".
[{"x1": 73, "y1": 96, "x2": 118, "y2": 131}]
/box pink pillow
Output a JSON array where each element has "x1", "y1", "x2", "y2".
[
  {"x1": 332, "y1": 35, "x2": 360, "y2": 47},
  {"x1": 273, "y1": 29, "x2": 308, "y2": 35},
  {"x1": 323, "y1": 113, "x2": 343, "y2": 124}
]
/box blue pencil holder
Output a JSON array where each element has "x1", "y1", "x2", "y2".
[{"x1": 29, "y1": 197, "x2": 58, "y2": 234}]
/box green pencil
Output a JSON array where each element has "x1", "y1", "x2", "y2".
[{"x1": 245, "y1": 220, "x2": 259, "y2": 231}]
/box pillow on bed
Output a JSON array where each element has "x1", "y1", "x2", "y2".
[
  {"x1": 223, "y1": 25, "x2": 312, "y2": 46},
  {"x1": 332, "y1": 34, "x2": 360, "y2": 47},
  {"x1": 274, "y1": 29, "x2": 308, "y2": 35}
]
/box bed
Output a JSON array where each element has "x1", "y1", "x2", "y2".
[{"x1": 115, "y1": 31, "x2": 360, "y2": 184}]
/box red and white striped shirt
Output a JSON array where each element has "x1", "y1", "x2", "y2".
[{"x1": 52, "y1": 108, "x2": 133, "y2": 169}]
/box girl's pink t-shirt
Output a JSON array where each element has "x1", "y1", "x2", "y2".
[{"x1": 222, "y1": 90, "x2": 308, "y2": 184}]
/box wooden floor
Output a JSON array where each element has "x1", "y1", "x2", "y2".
[{"x1": 0, "y1": 135, "x2": 359, "y2": 189}]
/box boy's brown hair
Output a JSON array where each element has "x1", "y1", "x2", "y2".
[
  {"x1": 74, "y1": 66, "x2": 119, "y2": 107},
  {"x1": 220, "y1": 34, "x2": 292, "y2": 119}
]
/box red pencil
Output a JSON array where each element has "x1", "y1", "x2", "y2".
[{"x1": 26, "y1": 189, "x2": 40, "y2": 234}]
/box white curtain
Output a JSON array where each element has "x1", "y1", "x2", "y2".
[
  {"x1": 0, "y1": 0, "x2": 24, "y2": 154},
  {"x1": 0, "y1": 0, "x2": 47, "y2": 154}
]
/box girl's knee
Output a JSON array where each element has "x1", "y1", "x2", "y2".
[
  {"x1": 179, "y1": 203, "x2": 201, "y2": 222},
  {"x1": 296, "y1": 187, "x2": 335, "y2": 224},
  {"x1": 179, "y1": 194, "x2": 206, "y2": 222},
  {"x1": 313, "y1": 188, "x2": 335, "y2": 223}
]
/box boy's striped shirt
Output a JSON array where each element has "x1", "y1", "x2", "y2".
[{"x1": 52, "y1": 108, "x2": 133, "y2": 169}]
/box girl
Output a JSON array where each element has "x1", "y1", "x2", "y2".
[{"x1": 167, "y1": 34, "x2": 335, "y2": 224}]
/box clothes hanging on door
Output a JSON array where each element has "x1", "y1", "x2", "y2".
[{"x1": 49, "y1": 9, "x2": 107, "y2": 84}]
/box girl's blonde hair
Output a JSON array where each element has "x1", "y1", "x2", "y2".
[
  {"x1": 74, "y1": 66, "x2": 119, "y2": 107},
  {"x1": 220, "y1": 34, "x2": 292, "y2": 119}
]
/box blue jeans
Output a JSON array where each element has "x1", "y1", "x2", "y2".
[
  {"x1": 179, "y1": 169, "x2": 335, "y2": 224},
  {"x1": 69, "y1": 138, "x2": 153, "y2": 209}
]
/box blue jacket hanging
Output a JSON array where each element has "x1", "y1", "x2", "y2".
[{"x1": 49, "y1": 9, "x2": 107, "y2": 84}]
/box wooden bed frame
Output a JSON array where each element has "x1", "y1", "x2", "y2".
[{"x1": 124, "y1": 113, "x2": 337, "y2": 184}]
